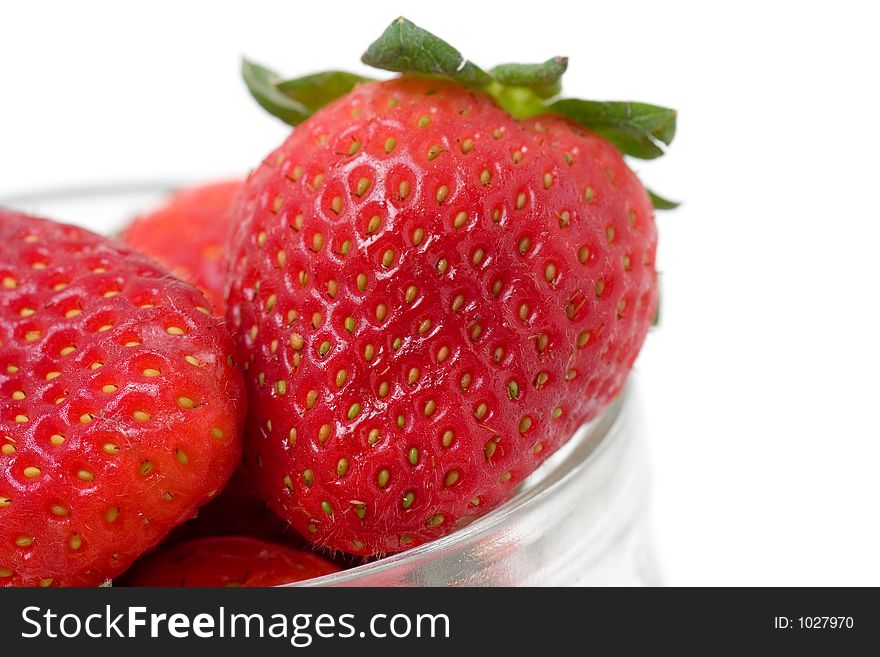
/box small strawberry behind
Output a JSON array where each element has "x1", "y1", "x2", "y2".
[
  {"x1": 229, "y1": 18, "x2": 677, "y2": 556},
  {"x1": 122, "y1": 536, "x2": 340, "y2": 587},
  {"x1": 123, "y1": 180, "x2": 242, "y2": 315}
]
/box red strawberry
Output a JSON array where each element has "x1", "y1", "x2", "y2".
[
  {"x1": 229, "y1": 19, "x2": 674, "y2": 555},
  {"x1": 0, "y1": 210, "x2": 246, "y2": 587},
  {"x1": 122, "y1": 536, "x2": 339, "y2": 587},
  {"x1": 123, "y1": 181, "x2": 242, "y2": 314}
]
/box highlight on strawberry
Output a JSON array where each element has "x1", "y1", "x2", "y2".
[{"x1": 230, "y1": 17, "x2": 677, "y2": 556}]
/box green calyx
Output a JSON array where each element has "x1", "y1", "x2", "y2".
[
  {"x1": 242, "y1": 61, "x2": 371, "y2": 126},
  {"x1": 647, "y1": 189, "x2": 681, "y2": 210},
  {"x1": 243, "y1": 16, "x2": 678, "y2": 210},
  {"x1": 361, "y1": 16, "x2": 491, "y2": 86}
]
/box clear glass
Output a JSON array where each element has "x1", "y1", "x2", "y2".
[{"x1": 1, "y1": 183, "x2": 659, "y2": 587}]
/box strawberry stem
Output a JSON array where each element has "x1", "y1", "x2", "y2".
[{"x1": 489, "y1": 57, "x2": 568, "y2": 99}]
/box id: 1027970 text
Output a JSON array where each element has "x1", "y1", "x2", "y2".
[{"x1": 773, "y1": 616, "x2": 854, "y2": 629}]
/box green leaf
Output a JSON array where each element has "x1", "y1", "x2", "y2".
[
  {"x1": 361, "y1": 17, "x2": 490, "y2": 86},
  {"x1": 648, "y1": 188, "x2": 681, "y2": 210},
  {"x1": 241, "y1": 58, "x2": 311, "y2": 125},
  {"x1": 276, "y1": 71, "x2": 372, "y2": 115},
  {"x1": 489, "y1": 57, "x2": 568, "y2": 98},
  {"x1": 549, "y1": 99, "x2": 677, "y2": 159},
  {"x1": 652, "y1": 282, "x2": 662, "y2": 326}
]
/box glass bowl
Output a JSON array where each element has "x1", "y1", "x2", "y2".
[{"x1": 1, "y1": 182, "x2": 658, "y2": 587}]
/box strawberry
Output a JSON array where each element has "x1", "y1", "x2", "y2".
[
  {"x1": 122, "y1": 536, "x2": 339, "y2": 587},
  {"x1": 0, "y1": 210, "x2": 246, "y2": 587},
  {"x1": 122, "y1": 180, "x2": 242, "y2": 314},
  {"x1": 229, "y1": 18, "x2": 676, "y2": 555}
]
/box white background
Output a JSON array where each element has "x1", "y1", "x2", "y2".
[{"x1": 2, "y1": 1, "x2": 879, "y2": 585}]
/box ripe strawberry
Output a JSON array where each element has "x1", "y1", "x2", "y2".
[
  {"x1": 0, "y1": 210, "x2": 245, "y2": 587},
  {"x1": 229, "y1": 18, "x2": 675, "y2": 555},
  {"x1": 122, "y1": 536, "x2": 339, "y2": 587},
  {"x1": 123, "y1": 180, "x2": 242, "y2": 314}
]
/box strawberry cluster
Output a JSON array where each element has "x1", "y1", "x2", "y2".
[{"x1": 0, "y1": 17, "x2": 675, "y2": 586}]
